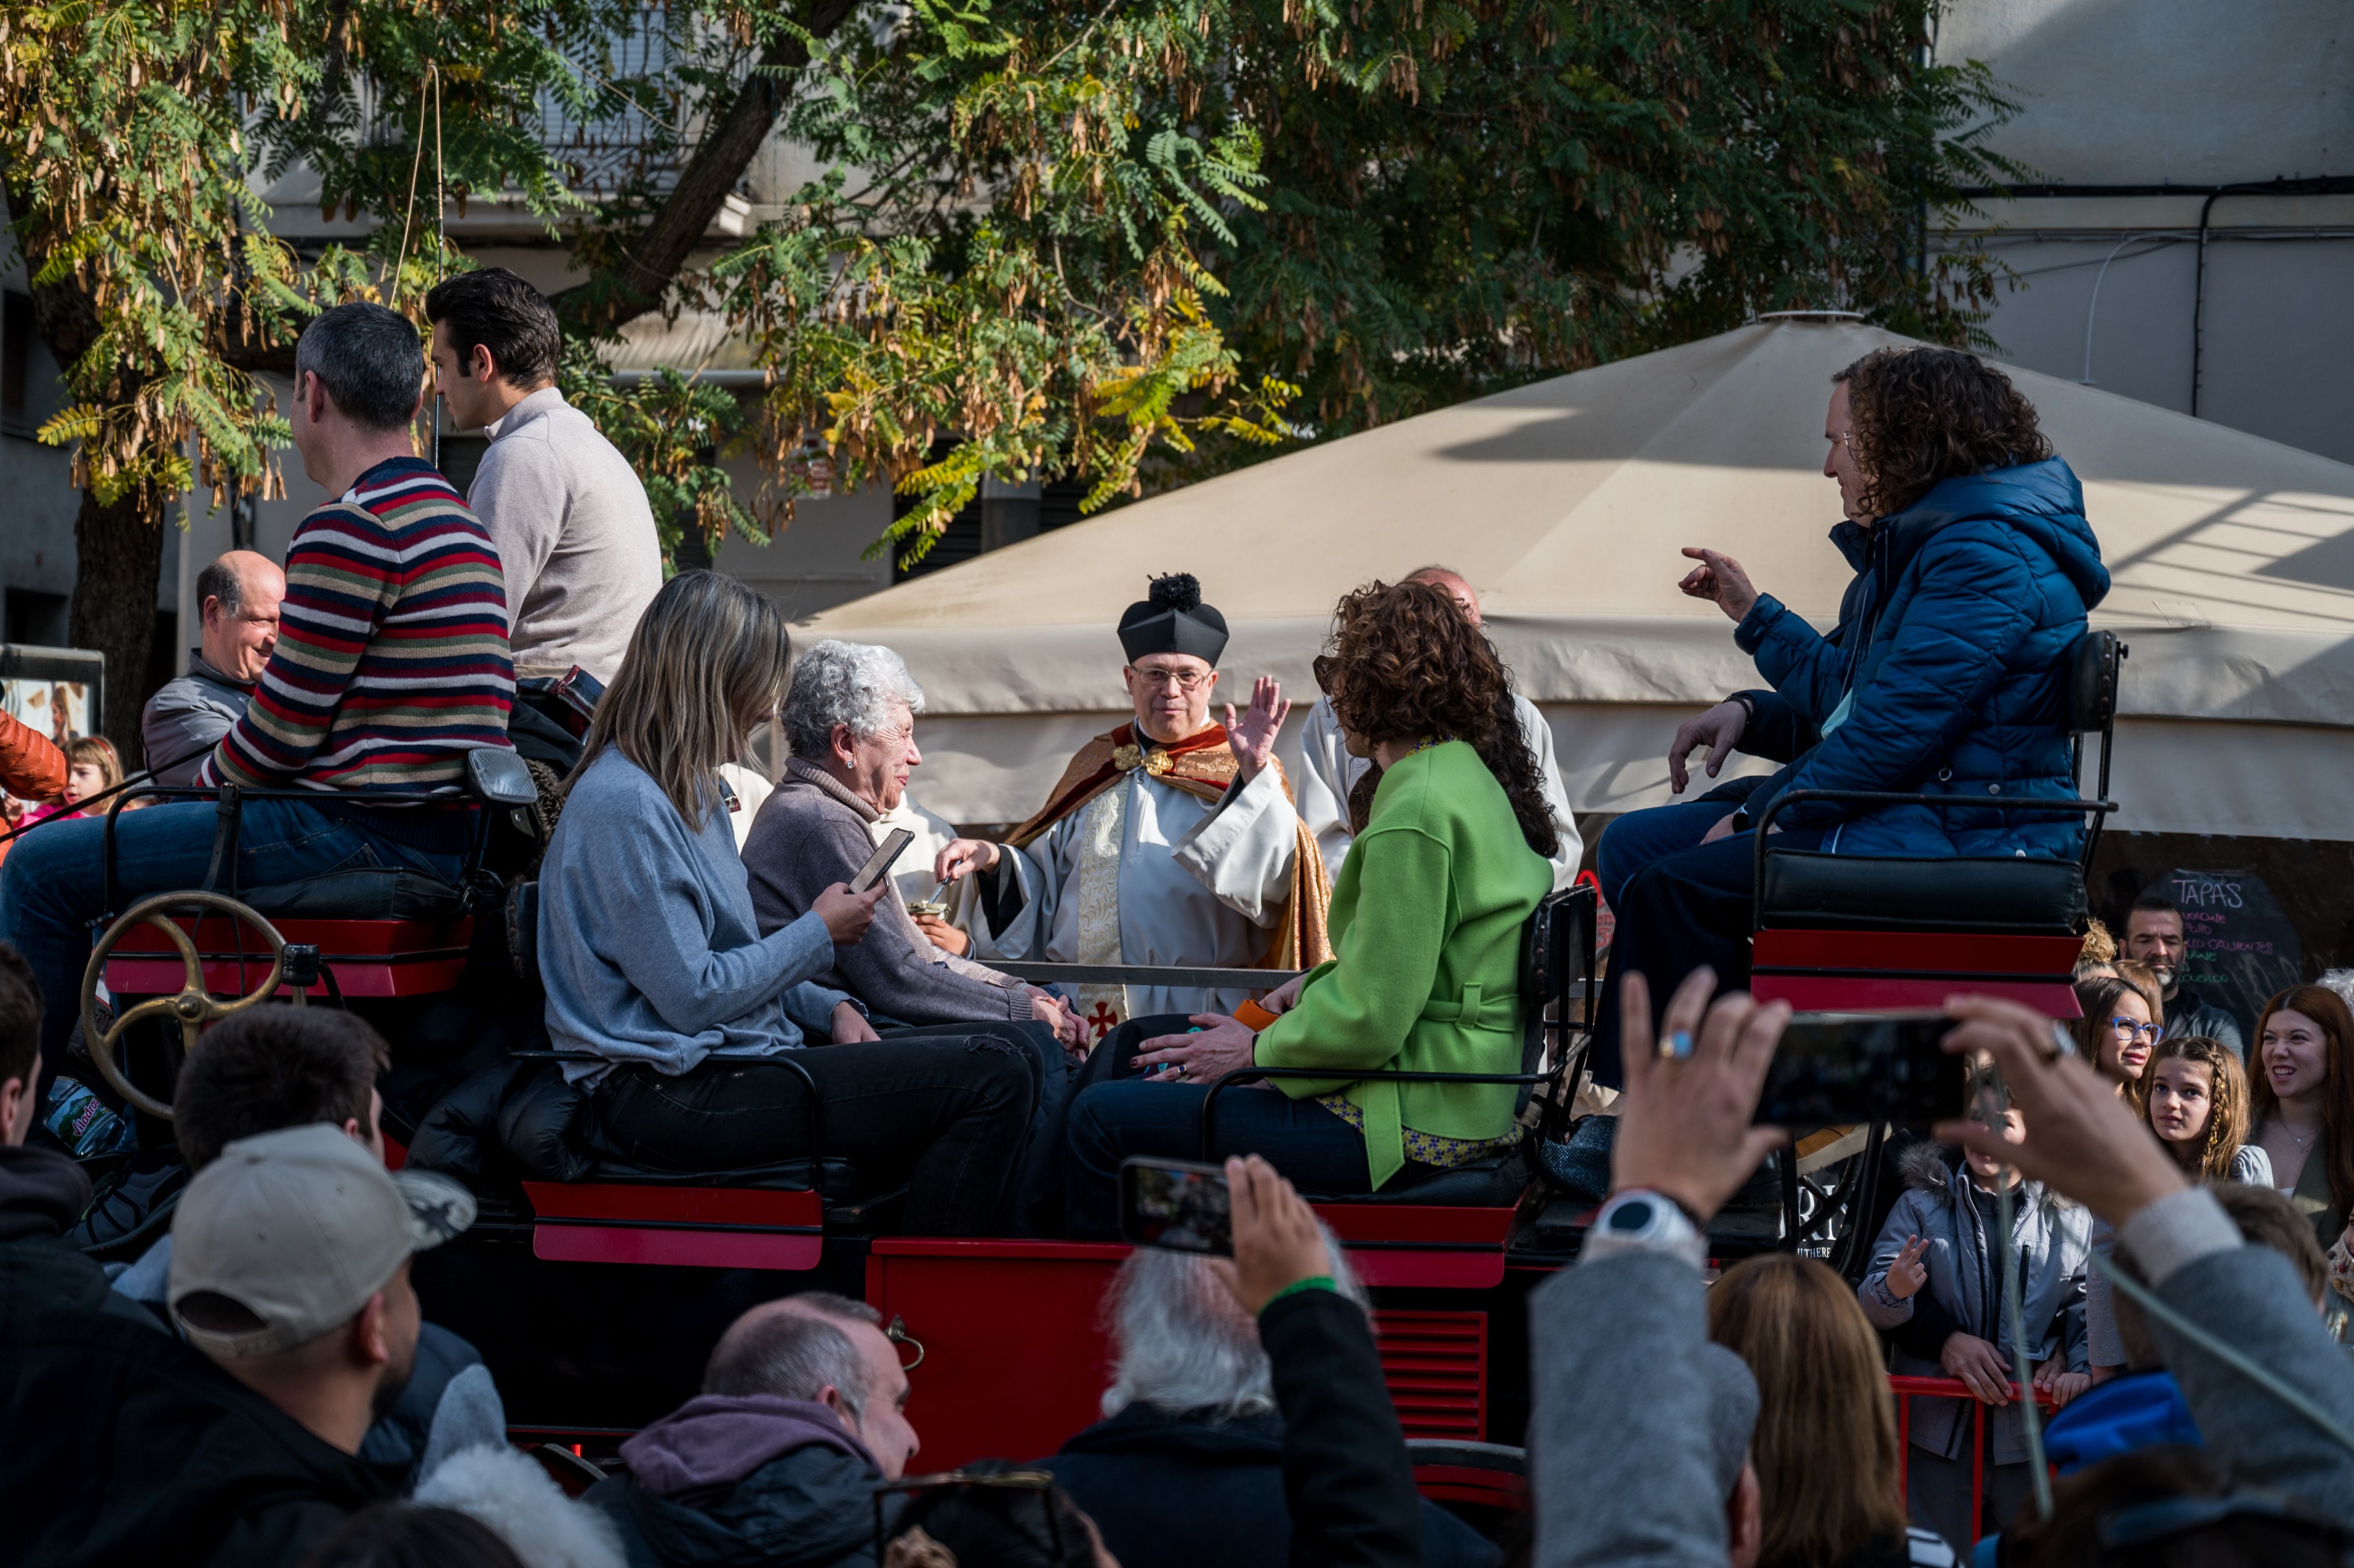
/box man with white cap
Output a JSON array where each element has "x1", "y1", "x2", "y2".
[
  {"x1": 2, "y1": 1122, "x2": 476, "y2": 1566},
  {"x1": 169, "y1": 1121, "x2": 475, "y2": 1457}
]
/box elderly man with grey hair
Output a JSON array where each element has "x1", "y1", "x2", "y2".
[
  {"x1": 744, "y1": 639, "x2": 1084, "y2": 1050},
  {"x1": 588, "y1": 1291, "x2": 918, "y2": 1565},
  {"x1": 1035, "y1": 1242, "x2": 1500, "y2": 1568}
]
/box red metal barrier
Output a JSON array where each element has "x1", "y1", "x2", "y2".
[{"x1": 1889, "y1": 1375, "x2": 2059, "y2": 1530}]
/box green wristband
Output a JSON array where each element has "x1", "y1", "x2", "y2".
[{"x1": 1260, "y1": 1275, "x2": 1337, "y2": 1313}]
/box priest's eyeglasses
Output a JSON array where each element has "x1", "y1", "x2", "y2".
[{"x1": 1131, "y1": 666, "x2": 1211, "y2": 691}]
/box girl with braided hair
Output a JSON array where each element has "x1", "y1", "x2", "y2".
[{"x1": 2144, "y1": 1034, "x2": 2271, "y2": 1184}]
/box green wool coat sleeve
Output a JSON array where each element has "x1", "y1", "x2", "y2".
[{"x1": 1257, "y1": 824, "x2": 1453, "y2": 1082}]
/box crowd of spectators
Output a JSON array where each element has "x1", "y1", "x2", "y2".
[{"x1": 1536, "y1": 966, "x2": 2354, "y2": 1566}]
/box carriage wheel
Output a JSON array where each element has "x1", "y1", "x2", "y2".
[{"x1": 79, "y1": 892, "x2": 289, "y2": 1121}]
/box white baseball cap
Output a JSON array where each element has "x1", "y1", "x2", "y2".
[{"x1": 168, "y1": 1122, "x2": 474, "y2": 1358}]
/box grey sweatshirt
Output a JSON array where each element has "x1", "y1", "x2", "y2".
[
  {"x1": 538, "y1": 748, "x2": 850, "y2": 1085},
  {"x1": 470, "y1": 387, "x2": 663, "y2": 682},
  {"x1": 744, "y1": 761, "x2": 1035, "y2": 1027},
  {"x1": 141, "y1": 653, "x2": 252, "y2": 784},
  {"x1": 1529, "y1": 1251, "x2": 1729, "y2": 1568}
]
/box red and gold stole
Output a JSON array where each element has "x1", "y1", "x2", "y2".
[{"x1": 1009, "y1": 723, "x2": 1333, "y2": 1042}]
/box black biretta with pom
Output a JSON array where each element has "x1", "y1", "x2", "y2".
[{"x1": 1118, "y1": 572, "x2": 1228, "y2": 664}]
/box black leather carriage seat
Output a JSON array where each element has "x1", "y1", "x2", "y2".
[
  {"x1": 1757, "y1": 850, "x2": 2087, "y2": 936},
  {"x1": 226, "y1": 751, "x2": 543, "y2": 924},
  {"x1": 237, "y1": 866, "x2": 472, "y2": 923}
]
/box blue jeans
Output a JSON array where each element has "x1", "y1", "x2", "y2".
[
  {"x1": 1594, "y1": 779, "x2": 1767, "y2": 912},
  {"x1": 1064, "y1": 1014, "x2": 1375, "y2": 1237},
  {"x1": 0, "y1": 799, "x2": 465, "y2": 1059},
  {"x1": 1590, "y1": 818, "x2": 1824, "y2": 1088}
]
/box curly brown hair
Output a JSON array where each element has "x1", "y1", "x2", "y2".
[
  {"x1": 1834, "y1": 346, "x2": 2053, "y2": 519},
  {"x1": 1321, "y1": 579, "x2": 1558, "y2": 858}
]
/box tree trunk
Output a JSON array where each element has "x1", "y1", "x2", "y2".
[
  {"x1": 68, "y1": 486, "x2": 166, "y2": 763},
  {"x1": 8, "y1": 218, "x2": 168, "y2": 765},
  {"x1": 556, "y1": 0, "x2": 859, "y2": 337}
]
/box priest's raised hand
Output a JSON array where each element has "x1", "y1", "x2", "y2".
[{"x1": 1225, "y1": 675, "x2": 1290, "y2": 783}]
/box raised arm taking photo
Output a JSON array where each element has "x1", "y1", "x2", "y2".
[{"x1": 1212, "y1": 1155, "x2": 1422, "y2": 1568}]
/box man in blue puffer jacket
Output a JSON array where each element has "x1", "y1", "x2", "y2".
[{"x1": 1594, "y1": 346, "x2": 2110, "y2": 1082}]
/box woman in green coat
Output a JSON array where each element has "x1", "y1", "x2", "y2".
[{"x1": 1063, "y1": 578, "x2": 1558, "y2": 1235}]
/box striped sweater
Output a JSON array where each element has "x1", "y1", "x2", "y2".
[{"x1": 200, "y1": 457, "x2": 514, "y2": 793}]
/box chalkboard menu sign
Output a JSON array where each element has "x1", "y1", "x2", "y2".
[{"x1": 2142, "y1": 868, "x2": 2303, "y2": 1042}]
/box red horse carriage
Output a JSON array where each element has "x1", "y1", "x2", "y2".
[{"x1": 66, "y1": 631, "x2": 2121, "y2": 1522}]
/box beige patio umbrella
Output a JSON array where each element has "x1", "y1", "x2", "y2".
[{"x1": 797, "y1": 316, "x2": 2354, "y2": 839}]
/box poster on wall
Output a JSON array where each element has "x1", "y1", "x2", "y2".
[
  {"x1": 0, "y1": 678, "x2": 92, "y2": 746},
  {"x1": 2142, "y1": 868, "x2": 2303, "y2": 1043}
]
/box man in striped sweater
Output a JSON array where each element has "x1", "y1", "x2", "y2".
[{"x1": 0, "y1": 303, "x2": 515, "y2": 1062}]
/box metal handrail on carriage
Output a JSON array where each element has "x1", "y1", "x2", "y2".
[
  {"x1": 94, "y1": 762, "x2": 538, "y2": 919},
  {"x1": 1204, "y1": 884, "x2": 1597, "y2": 1170},
  {"x1": 993, "y1": 885, "x2": 1602, "y2": 1180}
]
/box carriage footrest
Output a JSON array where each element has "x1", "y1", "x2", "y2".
[
  {"x1": 1749, "y1": 929, "x2": 2083, "y2": 1017},
  {"x1": 519, "y1": 1181, "x2": 825, "y2": 1272}
]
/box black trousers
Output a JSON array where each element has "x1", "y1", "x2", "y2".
[
  {"x1": 873, "y1": 1016, "x2": 1078, "y2": 1229},
  {"x1": 590, "y1": 1026, "x2": 1038, "y2": 1235},
  {"x1": 1589, "y1": 820, "x2": 1826, "y2": 1088}
]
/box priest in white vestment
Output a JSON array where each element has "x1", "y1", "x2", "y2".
[
  {"x1": 1297, "y1": 565, "x2": 1584, "y2": 889},
  {"x1": 936, "y1": 574, "x2": 1332, "y2": 1046}
]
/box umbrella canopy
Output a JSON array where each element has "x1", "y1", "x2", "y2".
[{"x1": 797, "y1": 318, "x2": 2354, "y2": 839}]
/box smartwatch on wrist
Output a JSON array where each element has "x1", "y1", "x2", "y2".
[{"x1": 1584, "y1": 1188, "x2": 1707, "y2": 1270}]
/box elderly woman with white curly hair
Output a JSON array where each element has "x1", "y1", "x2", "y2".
[
  {"x1": 744, "y1": 639, "x2": 1090, "y2": 1224},
  {"x1": 1031, "y1": 1237, "x2": 1498, "y2": 1568},
  {"x1": 746, "y1": 639, "x2": 1084, "y2": 1049}
]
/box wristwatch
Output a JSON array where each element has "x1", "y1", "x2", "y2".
[{"x1": 1583, "y1": 1188, "x2": 1708, "y2": 1271}]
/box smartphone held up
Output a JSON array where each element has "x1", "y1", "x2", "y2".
[
  {"x1": 1755, "y1": 1012, "x2": 1965, "y2": 1128},
  {"x1": 849, "y1": 828, "x2": 917, "y2": 895},
  {"x1": 1120, "y1": 1157, "x2": 1234, "y2": 1256}
]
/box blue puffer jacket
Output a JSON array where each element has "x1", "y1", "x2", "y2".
[{"x1": 1733, "y1": 456, "x2": 2109, "y2": 858}]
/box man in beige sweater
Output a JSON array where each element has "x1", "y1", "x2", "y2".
[{"x1": 426, "y1": 268, "x2": 662, "y2": 682}]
